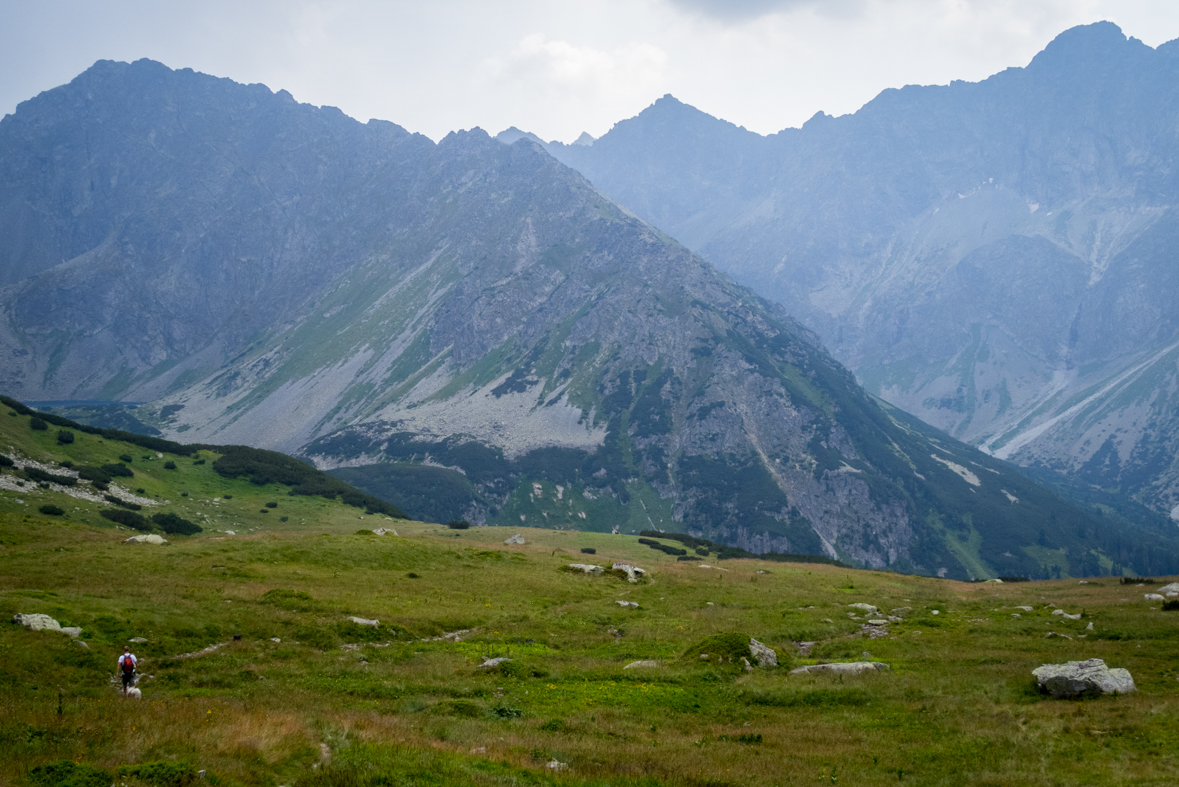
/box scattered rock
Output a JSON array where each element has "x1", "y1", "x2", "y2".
[
  {"x1": 568, "y1": 563, "x2": 603, "y2": 575},
  {"x1": 1033, "y1": 658, "x2": 1136, "y2": 698},
  {"x1": 129, "y1": 637, "x2": 148, "y2": 643},
  {"x1": 477, "y1": 657, "x2": 513, "y2": 671},
  {"x1": 616, "y1": 600, "x2": 639, "y2": 608},
  {"x1": 623, "y1": 660, "x2": 660, "y2": 670},
  {"x1": 848, "y1": 603, "x2": 878, "y2": 615},
  {"x1": 372, "y1": 527, "x2": 398, "y2": 536},
  {"x1": 749, "y1": 637, "x2": 778, "y2": 668},
  {"x1": 612, "y1": 563, "x2": 646, "y2": 583},
  {"x1": 790, "y1": 662, "x2": 890, "y2": 676},
  {"x1": 13, "y1": 613, "x2": 63, "y2": 633},
  {"x1": 1011, "y1": 613, "x2": 1022, "y2": 618},
  {"x1": 347, "y1": 616, "x2": 379, "y2": 627},
  {"x1": 1144, "y1": 593, "x2": 1165, "y2": 601},
  {"x1": 271, "y1": 637, "x2": 282, "y2": 643},
  {"x1": 469, "y1": 747, "x2": 486, "y2": 754},
  {"x1": 124, "y1": 534, "x2": 168, "y2": 545},
  {"x1": 504, "y1": 534, "x2": 526, "y2": 545},
  {"x1": 1045, "y1": 632, "x2": 1073, "y2": 640},
  {"x1": 545, "y1": 759, "x2": 568, "y2": 772},
  {"x1": 1014, "y1": 606, "x2": 1033, "y2": 612}
]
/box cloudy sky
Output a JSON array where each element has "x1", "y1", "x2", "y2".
[{"x1": 3, "y1": 1, "x2": 1178, "y2": 142}]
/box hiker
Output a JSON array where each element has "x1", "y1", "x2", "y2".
[{"x1": 117, "y1": 645, "x2": 137, "y2": 696}]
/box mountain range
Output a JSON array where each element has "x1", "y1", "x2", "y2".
[
  {"x1": 1, "y1": 54, "x2": 1176, "y2": 578},
  {"x1": 535, "y1": 22, "x2": 1179, "y2": 525}
]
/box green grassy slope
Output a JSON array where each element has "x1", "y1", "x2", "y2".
[{"x1": 1, "y1": 410, "x2": 1177, "y2": 785}]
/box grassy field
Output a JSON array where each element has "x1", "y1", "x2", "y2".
[{"x1": 1, "y1": 409, "x2": 1178, "y2": 786}]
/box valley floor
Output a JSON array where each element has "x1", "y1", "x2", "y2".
[{"x1": 2, "y1": 518, "x2": 1178, "y2": 786}]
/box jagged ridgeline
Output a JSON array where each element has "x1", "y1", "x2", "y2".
[
  {"x1": 0, "y1": 397, "x2": 403, "y2": 519},
  {"x1": 1, "y1": 60, "x2": 1176, "y2": 580}
]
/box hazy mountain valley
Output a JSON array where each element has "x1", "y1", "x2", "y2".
[{"x1": 539, "y1": 22, "x2": 1179, "y2": 525}]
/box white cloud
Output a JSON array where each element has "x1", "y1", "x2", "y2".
[{"x1": 479, "y1": 34, "x2": 668, "y2": 138}]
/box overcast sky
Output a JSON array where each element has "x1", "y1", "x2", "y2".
[{"x1": 3, "y1": 1, "x2": 1179, "y2": 142}]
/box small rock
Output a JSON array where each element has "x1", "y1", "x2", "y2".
[
  {"x1": 1011, "y1": 613, "x2": 1021, "y2": 618},
  {"x1": 1045, "y1": 632, "x2": 1073, "y2": 640},
  {"x1": 749, "y1": 637, "x2": 778, "y2": 668},
  {"x1": 1033, "y1": 658, "x2": 1135, "y2": 698},
  {"x1": 469, "y1": 747, "x2": 486, "y2": 754},
  {"x1": 347, "y1": 616, "x2": 380, "y2": 627},
  {"x1": 742, "y1": 657, "x2": 754, "y2": 671},
  {"x1": 372, "y1": 527, "x2": 398, "y2": 536},
  {"x1": 848, "y1": 603, "x2": 878, "y2": 615},
  {"x1": 224, "y1": 530, "x2": 235, "y2": 536},
  {"x1": 129, "y1": 637, "x2": 148, "y2": 643},
  {"x1": 1144, "y1": 593, "x2": 1165, "y2": 601},
  {"x1": 1051, "y1": 609, "x2": 1065, "y2": 616},
  {"x1": 931, "y1": 610, "x2": 939, "y2": 616},
  {"x1": 822, "y1": 618, "x2": 833, "y2": 623},
  {"x1": 568, "y1": 563, "x2": 603, "y2": 575},
  {"x1": 477, "y1": 657, "x2": 513, "y2": 670},
  {"x1": 545, "y1": 759, "x2": 568, "y2": 772},
  {"x1": 504, "y1": 534, "x2": 526, "y2": 545},
  {"x1": 124, "y1": 534, "x2": 168, "y2": 545},
  {"x1": 616, "y1": 600, "x2": 639, "y2": 608},
  {"x1": 1014, "y1": 606, "x2": 1033, "y2": 612},
  {"x1": 1085, "y1": 622, "x2": 1094, "y2": 631},
  {"x1": 623, "y1": 660, "x2": 660, "y2": 670},
  {"x1": 612, "y1": 563, "x2": 646, "y2": 583},
  {"x1": 867, "y1": 619, "x2": 888, "y2": 626},
  {"x1": 790, "y1": 662, "x2": 890, "y2": 676},
  {"x1": 60, "y1": 626, "x2": 82, "y2": 638},
  {"x1": 699, "y1": 653, "x2": 710, "y2": 660},
  {"x1": 271, "y1": 637, "x2": 282, "y2": 643}
]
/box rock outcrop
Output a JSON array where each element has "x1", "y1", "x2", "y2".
[
  {"x1": 749, "y1": 638, "x2": 778, "y2": 668},
  {"x1": 790, "y1": 662, "x2": 890, "y2": 676},
  {"x1": 1032, "y1": 658, "x2": 1136, "y2": 698}
]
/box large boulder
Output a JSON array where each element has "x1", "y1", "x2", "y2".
[
  {"x1": 1033, "y1": 658, "x2": 1136, "y2": 698},
  {"x1": 568, "y1": 563, "x2": 603, "y2": 575},
  {"x1": 1159, "y1": 582, "x2": 1179, "y2": 595},
  {"x1": 790, "y1": 661, "x2": 890, "y2": 676},
  {"x1": 14, "y1": 613, "x2": 62, "y2": 632},
  {"x1": 504, "y1": 534, "x2": 526, "y2": 545},
  {"x1": 124, "y1": 534, "x2": 167, "y2": 545},
  {"x1": 749, "y1": 638, "x2": 778, "y2": 668},
  {"x1": 347, "y1": 616, "x2": 379, "y2": 627},
  {"x1": 612, "y1": 563, "x2": 646, "y2": 583}
]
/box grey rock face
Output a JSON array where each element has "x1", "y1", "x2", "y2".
[
  {"x1": 1033, "y1": 658, "x2": 1136, "y2": 698},
  {"x1": 790, "y1": 662, "x2": 890, "y2": 676},
  {"x1": 749, "y1": 637, "x2": 778, "y2": 667}
]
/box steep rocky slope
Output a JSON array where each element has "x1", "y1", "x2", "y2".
[
  {"x1": 1, "y1": 58, "x2": 1174, "y2": 578},
  {"x1": 544, "y1": 22, "x2": 1179, "y2": 519}
]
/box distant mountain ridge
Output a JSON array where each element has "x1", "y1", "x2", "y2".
[
  {"x1": 537, "y1": 22, "x2": 1179, "y2": 521},
  {"x1": 1, "y1": 57, "x2": 1176, "y2": 579}
]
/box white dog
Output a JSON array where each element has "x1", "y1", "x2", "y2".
[{"x1": 126, "y1": 687, "x2": 142, "y2": 700}]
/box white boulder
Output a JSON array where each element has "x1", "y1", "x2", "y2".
[
  {"x1": 623, "y1": 660, "x2": 660, "y2": 670},
  {"x1": 477, "y1": 657, "x2": 513, "y2": 670},
  {"x1": 1158, "y1": 582, "x2": 1179, "y2": 594},
  {"x1": 568, "y1": 563, "x2": 603, "y2": 575},
  {"x1": 124, "y1": 534, "x2": 167, "y2": 545},
  {"x1": 347, "y1": 616, "x2": 379, "y2": 627},
  {"x1": 504, "y1": 534, "x2": 526, "y2": 545},
  {"x1": 1033, "y1": 658, "x2": 1135, "y2": 698},
  {"x1": 13, "y1": 613, "x2": 62, "y2": 632},
  {"x1": 612, "y1": 563, "x2": 646, "y2": 583},
  {"x1": 749, "y1": 638, "x2": 778, "y2": 668},
  {"x1": 790, "y1": 661, "x2": 890, "y2": 676},
  {"x1": 616, "y1": 600, "x2": 639, "y2": 608},
  {"x1": 1144, "y1": 593, "x2": 1165, "y2": 601}
]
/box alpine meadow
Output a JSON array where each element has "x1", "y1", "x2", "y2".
[{"x1": 2, "y1": 14, "x2": 1179, "y2": 787}]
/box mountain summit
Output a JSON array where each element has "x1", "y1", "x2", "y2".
[{"x1": 1, "y1": 58, "x2": 1174, "y2": 578}]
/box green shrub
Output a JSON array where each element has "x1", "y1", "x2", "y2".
[
  {"x1": 259, "y1": 508, "x2": 270, "y2": 514},
  {"x1": 58, "y1": 460, "x2": 73, "y2": 468},
  {"x1": 356, "y1": 529, "x2": 375, "y2": 535},
  {"x1": 100, "y1": 508, "x2": 151, "y2": 531},
  {"x1": 24, "y1": 467, "x2": 77, "y2": 486},
  {"x1": 39, "y1": 504, "x2": 65, "y2": 516},
  {"x1": 223, "y1": 494, "x2": 232, "y2": 499},
  {"x1": 104, "y1": 494, "x2": 142, "y2": 511},
  {"x1": 57, "y1": 429, "x2": 75, "y2": 444},
  {"x1": 695, "y1": 546, "x2": 709, "y2": 556},
  {"x1": 119, "y1": 454, "x2": 134, "y2": 463},
  {"x1": 29, "y1": 416, "x2": 48, "y2": 431},
  {"x1": 164, "y1": 460, "x2": 178, "y2": 470},
  {"x1": 580, "y1": 547, "x2": 596, "y2": 554},
  {"x1": 0, "y1": 455, "x2": 12, "y2": 467},
  {"x1": 539, "y1": 718, "x2": 567, "y2": 732},
  {"x1": 261, "y1": 589, "x2": 315, "y2": 611},
  {"x1": 447, "y1": 520, "x2": 470, "y2": 529},
  {"x1": 136, "y1": 487, "x2": 145, "y2": 493},
  {"x1": 114, "y1": 760, "x2": 199, "y2": 786},
  {"x1": 193, "y1": 458, "x2": 206, "y2": 465},
  {"x1": 102, "y1": 463, "x2": 134, "y2": 478},
  {"x1": 152, "y1": 512, "x2": 202, "y2": 535},
  {"x1": 29, "y1": 760, "x2": 111, "y2": 787},
  {"x1": 683, "y1": 633, "x2": 752, "y2": 663},
  {"x1": 1163, "y1": 599, "x2": 1179, "y2": 612},
  {"x1": 265, "y1": 501, "x2": 278, "y2": 508},
  {"x1": 677, "y1": 555, "x2": 697, "y2": 561},
  {"x1": 77, "y1": 465, "x2": 112, "y2": 484},
  {"x1": 280, "y1": 516, "x2": 289, "y2": 522}
]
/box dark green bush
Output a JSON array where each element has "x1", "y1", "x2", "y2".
[
  {"x1": 1163, "y1": 599, "x2": 1179, "y2": 611},
  {"x1": 114, "y1": 760, "x2": 199, "y2": 786},
  {"x1": 447, "y1": 520, "x2": 470, "y2": 529},
  {"x1": 104, "y1": 494, "x2": 142, "y2": 511},
  {"x1": 101, "y1": 463, "x2": 134, "y2": 478},
  {"x1": 695, "y1": 546, "x2": 709, "y2": 556},
  {"x1": 223, "y1": 494, "x2": 232, "y2": 499},
  {"x1": 0, "y1": 455, "x2": 13, "y2": 467},
  {"x1": 58, "y1": 460, "x2": 73, "y2": 468},
  {"x1": 119, "y1": 454, "x2": 134, "y2": 463},
  {"x1": 29, "y1": 416, "x2": 48, "y2": 431},
  {"x1": 77, "y1": 465, "x2": 113, "y2": 484},
  {"x1": 265, "y1": 501, "x2": 278, "y2": 508},
  {"x1": 29, "y1": 760, "x2": 111, "y2": 787},
  {"x1": 683, "y1": 633, "x2": 752, "y2": 663},
  {"x1": 259, "y1": 508, "x2": 270, "y2": 514},
  {"x1": 152, "y1": 512, "x2": 201, "y2": 535},
  {"x1": 24, "y1": 467, "x2": 77, "y2": 486},
  {"x1": 193, "y1": 458, "x2": 206, "y2": 465},
  {"x1": 100, "y1": 508, "x2": 151, "y2": 531},
  {"x1": 580, "y1": 547, "x2": 596, "y2": 554},
  {"x1": 677, "y1": 555, "x2": 697, "y2": 561},
  {"x1": 163, "y1": 461, "x2": 177, "y2": 470},
  {"x1": 39, "y1": 504, "x2": 64, "y2": 516},
  {"x1": 57, "y1": 429, "x2": 74, "y2": 444}
]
